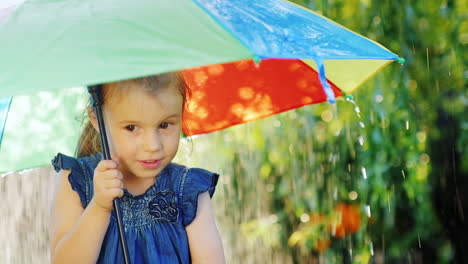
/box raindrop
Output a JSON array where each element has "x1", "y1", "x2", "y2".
[
  {"x1": 370, "y1": 242, "x2": 374, "y2": 256},
  {"x1": 348, "y1": 191, "x2": 358, "y2": 200},
  {"x1": 372, "y1": 16, "x2": 381, "y2": 25},
  {"x1": 358, "y1": 136, "x2": 365, "y2": 146},
  {"x1": 300, "y1": 213, "x2": 310, "y2": 223},
  {"x1": 420, "y1": 153, "x2": 430, "y2": 164},
  {"x1": 375, "y1": 94, "x2": 384, "y2": 103},
  {"x1": 387, "y1": 195, "x2": 391, "y2": 212},
  {"x1": 359, "y1": 122, "x2": 365, "y2": 128},
  {"x1": 345, "y1": 97, "x2": 362, "y2": 118},
  {"x1": 365, "y1": 205, "x2": 371, "y2": 217},
  {"x1": 418, "y1": 233, "x2": 421, "y2": 248},
  {"x1": 361, "y1": 167, "x2": 367, "y2": 179},
  {"x1": 405, "y1": 120, "x2": 409, "y2": 130},
  {"x1": 401, "y1": 170, "x2": 406, "y2": 179},
  {"x1": 417, "y1": 131, "x2": 427, "y2": 142}
]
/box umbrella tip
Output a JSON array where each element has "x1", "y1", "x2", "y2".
[{"x1": 397, "y1": 57, "x2": 406, "y2": 65}]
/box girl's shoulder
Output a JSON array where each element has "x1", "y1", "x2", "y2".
[{"x1": 165, "y1": 163, "x2": 219, "y2": 227}]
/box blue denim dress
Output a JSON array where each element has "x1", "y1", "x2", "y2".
[{"x1": 52, "y1": 153, "x2": 219, "y2": 264}]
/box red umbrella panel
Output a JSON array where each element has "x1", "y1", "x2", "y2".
[{"x1": 182, "y1": 58, "x2": 341, "y2": 136}]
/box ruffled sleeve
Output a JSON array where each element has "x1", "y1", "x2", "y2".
[
  {"x1": 179, "y1": 168, "x2": 219, "y2": 226},
  {"x1": 51, "y1": 153, "x2": 90, "y2": 207}
]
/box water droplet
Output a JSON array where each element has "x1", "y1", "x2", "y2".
[
  {"x1": 420, "y1": 153, "x2": 430, "y2": 164},
  {"x1": 300, "y1": 213, "x2": 310, "y2": 223},
  {"x1": 405, "y1": 120, "x2": 410, "y2": 130},
  {"x1": 401, "y1": 170, "x2": 406, "y2": 179},
  {"x1": 375, "y1": 94, "x2": 384, "y2": 103},
  {"x1": 359, "y1": 122, "x2": 365, "y2": 128},
  {"x1": 365, "y1": 205, "x2": 371, "y2": 217},
  {"x1": 348, "y1": 191, "x2": 358, "y2": 200},
  {"x1": 418, "y1": 233, "x2": 421, "y2": 248},
  {"x1": 358, "y1": 136, "x2": 364, "y2": 146},
  {"x1": 361, "y1": 167, "x2": 367, "y2": 179},
  {"x1": 387, "y1": 195, "x2": 391, "y2": 212},
  {"x1": 426, "y1": 48, "x2": 430, "y2": 72},
  {"x1": 370, "y1": 242, "x2": 374, "y2": 256},
  {"x1": 345, "y1": 97, "x2": 362, "y2": 118}
]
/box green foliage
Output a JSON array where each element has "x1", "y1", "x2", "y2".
[{"x1": 184, "y1": 0, "x2": 466, "y2": 263}]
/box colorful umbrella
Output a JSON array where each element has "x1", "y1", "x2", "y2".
[
  {"x1": 0, "y1": 0, "x2": 402, "y2": 262},
  {"x1": 0, "y1": 0, "x2": 401, "y2": 173}
]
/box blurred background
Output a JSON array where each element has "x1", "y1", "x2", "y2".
[{"x1": 0, "y1": 0, "x2": 466, "y2": 263}]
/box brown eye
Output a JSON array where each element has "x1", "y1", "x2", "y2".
[
  {"x1": 125, "y1": 125, "x2": 136, "y2": 132},
  {"x1": 160, "y1": 122, "x2": 169, "y2": 129}
]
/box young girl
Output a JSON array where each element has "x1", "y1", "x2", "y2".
[{"x1": 49, "y1": 72, "x2": 225, "y2": 263}]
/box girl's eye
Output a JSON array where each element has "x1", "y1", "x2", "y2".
[
  {"x1": 160, "y1": 122, "x2": 170, "y2": 129},
  {"x1": 125, "y1": 125, "x2": 137, "y2": 132}
]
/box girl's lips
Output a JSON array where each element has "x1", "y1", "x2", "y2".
[{"x1": 138, "y1": 159, "x2": 162, "y2": 169}]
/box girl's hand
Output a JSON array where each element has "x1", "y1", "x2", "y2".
[{"x1": 91, "y1": 160, "x2": 124, "y2": 212}]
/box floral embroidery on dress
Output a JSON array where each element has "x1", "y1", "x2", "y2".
[{"x1": 148, "y1": 189, "x2": 178, "y2": 222}]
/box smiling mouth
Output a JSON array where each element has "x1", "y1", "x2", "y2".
[{"x1": 138, "y1": 159, "x2": 162, "y2": 169}]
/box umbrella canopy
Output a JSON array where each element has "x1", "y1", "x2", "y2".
[{"x1": 0, "y1": 0, "x2": 400, "y2": 172}]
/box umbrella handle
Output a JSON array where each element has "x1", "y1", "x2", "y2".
[{"x1": 88, "y1": 85, "x2": 131, "y2": 264}]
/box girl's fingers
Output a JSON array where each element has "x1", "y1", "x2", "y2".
[
  {"x1": 96, "y1": 168, "x2": 123, "y2": 180},
  {"x1": 95, "y1": 160, "x2": 118, "y2": 172},
  {"x1": 104, "y1": 178, "x2": 123, "y2": 188},
  {"x1": 108, "y1": 188, "x2": 124, "y2": 198}
]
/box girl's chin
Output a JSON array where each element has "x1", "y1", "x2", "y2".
[{"x1": 131, "y1": 166, "x2": 165, "y2": 178}]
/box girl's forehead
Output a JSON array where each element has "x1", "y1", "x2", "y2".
[
  {"x1": 105, "y1": 84, "x2": 183, "y2": 116},
  {"x1": 106, "y1": 82, "x2": 181, "y2": 104}
]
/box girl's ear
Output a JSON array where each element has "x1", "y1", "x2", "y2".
[{"x1": 87, "y1": 107, "x2": 99, "y2": 132}]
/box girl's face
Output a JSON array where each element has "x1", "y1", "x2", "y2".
[{"x1": 91, "y1": 83, "x2": 183, "y2": 181}]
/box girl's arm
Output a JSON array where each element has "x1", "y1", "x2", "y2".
[
  {"x1": 49, "y1": 169, "x2": 110, "y2": 264},
  {"x1": 186, "y1": 191, "x2": 225, "y2": 264}
]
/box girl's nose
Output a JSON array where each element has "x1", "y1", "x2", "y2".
[{"x1": 144, "y1": 131, "x2": 163, "y2": 152}]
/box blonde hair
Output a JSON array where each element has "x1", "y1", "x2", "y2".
[{"x1": 75, "y1": 72, "x2": 190, "y2": 158}]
